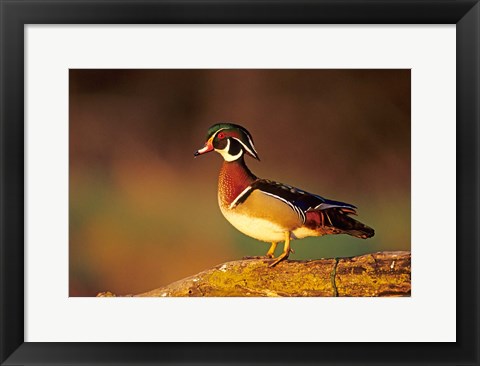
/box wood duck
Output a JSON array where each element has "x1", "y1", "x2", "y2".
[{"x1": 194, "y1": 123, "x2": 374, "y2": 267}]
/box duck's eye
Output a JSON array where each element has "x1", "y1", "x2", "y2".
[{"x1": 217, "y1": 132, "x2": 225, "y2": 139}]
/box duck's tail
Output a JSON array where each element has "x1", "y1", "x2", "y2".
[{"x1": 305, "y1": 207, "x2": 375, "y2": 239}]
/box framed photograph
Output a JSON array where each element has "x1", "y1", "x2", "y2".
[
  {"x1": 69, "y1": 68, "x2": 410, "y2": 298},
  {"x1": 1, "y1": 1, "x2": 478, "y2": 365}
]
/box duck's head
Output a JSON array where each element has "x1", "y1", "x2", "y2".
[{"x1": 194, "y1": 123, "x2": 260, "y2": 162}]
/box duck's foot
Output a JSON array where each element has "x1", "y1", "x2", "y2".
[
  {"x1": 268, "y1": 252, "x2": 290, "y2": 267},
  {"x1": 268, "y1": 231, "x2": 292, "y2": 267},
  {"x1": 265, "y1": 242, "x2": 278, "y2": 259}
]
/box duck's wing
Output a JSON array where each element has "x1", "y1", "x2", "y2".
[{"x1": 231, "y1": 178, "x2": 357, "y2": 217}]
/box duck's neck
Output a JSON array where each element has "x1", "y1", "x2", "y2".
[{"x1": 218, "y1": 156, "x2": 257, "y2": 208}]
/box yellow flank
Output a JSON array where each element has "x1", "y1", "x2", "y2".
[
  {"x1": 240, "y1": 190, "x2": 301, "y2": 228},
  {"x1": 292, "y1": 226, "x2": 323, "y2": 239},
  {"x1": 219, "y1": 190, "x2": 303, "y2": 242}
]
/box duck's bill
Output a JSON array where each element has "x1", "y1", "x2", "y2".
[{"x1": 194, "y1": 141, "x2": 214, "y2": 157}]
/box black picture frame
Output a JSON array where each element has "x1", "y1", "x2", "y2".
[{"x1": 1, "y1": 1, "x2": 478, "y2": 365}]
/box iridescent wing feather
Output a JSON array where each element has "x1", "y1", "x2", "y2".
[{"x1": 232, "y1": 178, "x2": 357, "y2": 219}]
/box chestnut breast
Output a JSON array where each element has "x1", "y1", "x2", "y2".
[{"x1": 218, "y1": 160, "x2": 256, "y2": 209}]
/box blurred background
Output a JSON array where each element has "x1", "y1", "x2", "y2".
[{"x1": 69, "y1": 69, "x2": 410, "y2": 296}]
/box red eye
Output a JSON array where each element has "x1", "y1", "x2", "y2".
[{"x1": 217, "y1": 132, "x2": 225, "y2": 139}]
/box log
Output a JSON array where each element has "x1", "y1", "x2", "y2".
[{"x1": 97, "y1": 251, "x2": 411, "y2": 297}]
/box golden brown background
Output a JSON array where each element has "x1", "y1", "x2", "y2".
[{"x1": 69, "y1": 69, "x2": 410, "y2": 296}]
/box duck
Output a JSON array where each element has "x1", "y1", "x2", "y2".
[{"x1": 194, "y1": 123, "x2": 374, "y2": 267}]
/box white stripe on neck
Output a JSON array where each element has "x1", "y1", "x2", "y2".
[
  {"x1": 216, "y1": 139, "x2": 243, "y2": 162},
  {"x1": 229, "y1": 186, "x2": 252, "y2": 209},
  {"x1": 231, "y1": 137, "x2": 256, "y2": 158}
]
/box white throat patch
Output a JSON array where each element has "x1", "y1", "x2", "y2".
[{"x1": 215, "y1": 139, "x2": 243, "y2": 162}]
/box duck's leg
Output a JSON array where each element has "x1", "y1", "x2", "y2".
[
  {"x1": 269, "y1": 232, "x2": 291, "y2": 267},
  {"x1": 266, "y1": 242, "x2": 278, "y2": 258},
  {"x1": 243, "y1": 242, "x2": 277, "y2": 260}
]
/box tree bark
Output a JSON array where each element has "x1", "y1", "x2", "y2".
[{"x1": 97, "y1": 251, "x2": 410, "y2": 297}]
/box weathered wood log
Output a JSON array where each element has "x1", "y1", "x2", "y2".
[{"x1": 97, "y1": 251, "x2": 410, "y2": 297}]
